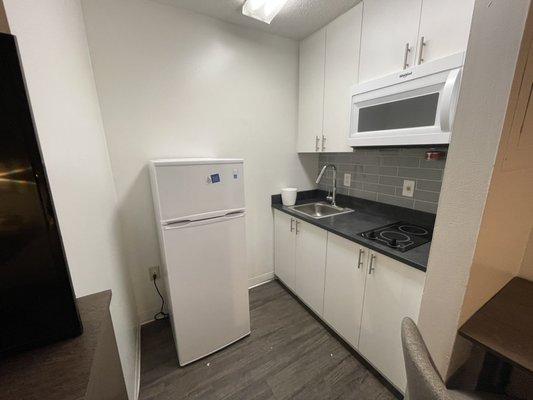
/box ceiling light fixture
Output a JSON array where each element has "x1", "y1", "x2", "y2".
[{"x1": 242, "y1": 0, "x2": 289, "y2": 24}]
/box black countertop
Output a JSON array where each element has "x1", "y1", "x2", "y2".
[
  {"x1": 1, "y1": 291, "x2": 114, "y2": 400},
  {"x1": 272, "y1": 190, "x2": 435, "y2": 272}
]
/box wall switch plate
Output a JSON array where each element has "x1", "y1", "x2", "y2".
[
  {"x1": 402, "y1": 180, "x2": 415, "y2": 197},
  {"x1": 149, "y1": 266, "x2": 160, "y2": 281},
  {"x1": 343, "y1": 173, "x2": 351, "y2": 187}
]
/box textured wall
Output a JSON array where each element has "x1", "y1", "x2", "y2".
[
  {"x1": 0, "y1": 0, "x2": 9, "y2": 33},
  {"x1": 318, "y1": 146, "x2": 447, "y2": 214},
  {"x1": 417, "y1": 0, "x2": 529, "y2": 379}
]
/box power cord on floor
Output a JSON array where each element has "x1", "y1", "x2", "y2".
[{"x1": 153, "y1": 274, "x2": 169, "y2": 321}]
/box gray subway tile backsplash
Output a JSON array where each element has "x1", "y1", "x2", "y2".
[{"x1": 318, "y1": 146, "x2": 447, "y2": 214}]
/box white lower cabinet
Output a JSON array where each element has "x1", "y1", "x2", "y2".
[
  {"x1": 274, "y1": 211, "x2": 296, "y2": 290},
  {"x1": 323, "y1": 234, "x2": 367, "y2": 348},
  {"x1": 273, "y1": 210, "x2": 328, "y2": 315},
  {"x1": 294, "y1": 219, "x2": 328, "y2": 316},
  {"x1": 273, "y1": 211, "x2": 425, "y2": 393},
  {"x1": 358, "y1": 251, "x2": 426, "y2": 391}
]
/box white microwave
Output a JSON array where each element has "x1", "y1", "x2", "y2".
[{"x1": 348, "y1": 52, "x2": 465, "y2": 147}]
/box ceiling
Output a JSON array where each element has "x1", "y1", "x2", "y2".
[{"x1": 152, "y1": 0, "x2": 362, "y2": 40}]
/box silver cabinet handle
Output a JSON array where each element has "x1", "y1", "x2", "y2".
[
  {"x1": 417, "y1": 36, "x2": 426, "y2": 65},
  {"x1": 295, "y1": 220, "x2": 300, "y2": 235},
  {"x1": 290, "y1": 218, "x2": 294, "y2": 232},
  {"x1": 315, "y1": 136, "x2": 320, "y2": 152},
  {"x1": 321, "y1": 134, "x2": 326, "y2": 152},
  {"x1": 403, "y1": 42, "x2": 411, "y2": 70},
  {"x1": 368, "y1": 254, "x2": 376, "y2": 275},
  {"x1": 357, "y1": 248, "x2": 365, "y2": 269}
]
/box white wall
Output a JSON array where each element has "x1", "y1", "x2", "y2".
[
  {"x1": 3, "y1": 1, "x2": 139, "y2": 398},
  {"x1": 81, "y1": 0, "x2": 317, "y2": 322},
  {"x1": 417, "y1": 0, "x2": 529, "y2": 379}
]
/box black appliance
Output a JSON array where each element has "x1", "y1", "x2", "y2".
[
  {"x1": 360, "y1": 222, "x2": 432, "y2": 252},
  {"x1": 0, "y1": 33, "x2": 82, "y2": 355}
]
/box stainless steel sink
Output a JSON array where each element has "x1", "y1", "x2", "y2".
[{"x1": 289, "y1": 202, "x2": 353, "y2": 219}]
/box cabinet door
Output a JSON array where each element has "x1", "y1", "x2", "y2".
[
  {"x1": 294, "y1": 220, "x2": 328, "y2": 315},
  {"x1": 298, "y1": 27, "x2": 326, "y2": 153},
  {"x1": 274, "y1": 210, "x2": 296, "y2": 290},
  {"x1": 323, "y1": 4, "x2": 363, "y2": 153},
  {"x1": 416, "y1": 0, "x2": 474, "y2": 64},
  {"x1": 359, "y1": 0, "x2": 422, "y2": 83},
  {"x1": 359, "y1": 252, "x2": 426, "y2": 391},
  {"x1": 323, "y1": 234, "x2": 367, "y2": 348}
]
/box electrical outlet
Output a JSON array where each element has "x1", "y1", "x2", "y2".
[
  {"x1": 402, "y1": 180, "x2": 415, "y2": 197},
  {"x1": 343, "y1": 173, "x2": 351, "y2": 187},
  {"x1": 149, "y1": 266, "x2": 160, "y2": 281}
]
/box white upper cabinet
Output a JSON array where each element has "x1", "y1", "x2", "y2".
[
  {"x1": 358, "y1": 251, "x2": 426, "y2": 391},
  {"x1": 323, "y1": 4, "x2": 363, "y2": 152},
  {"x1": 274, "y1": 210, "x2": 296, "y2": 290},
  {"x1": 298, "y1": 4, "x2": 363, "y2": 153},
  {"x1": 323, "y1": 233, "x2": 367, "y2": 348},
  {"x1": 359, "y1": 0, "x2": 422, "y2": 83},
  {"x1": 415, "y1": 0, "x2": 474, "y2": 65},
  {"x1": 359, "y1": 0, "x2": 474, "y2": 83},
  {"x1": 298, "y1": 27, "x2": 326, "y2": 153},
  {"x1": 294, "y1": 220, "x2": 328, "y2": 316}
]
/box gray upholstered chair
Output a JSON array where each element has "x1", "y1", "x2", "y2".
[{"x1": 401, "y1": 317, "x2": 507, "y2": 400}]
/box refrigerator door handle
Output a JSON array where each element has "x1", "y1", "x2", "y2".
[
  {"x1": 163, "y1": 211, "x2": 246, "y2": 230},
  {"x1": 162, "y1": 208, "x2": 245, "y2": 226}
]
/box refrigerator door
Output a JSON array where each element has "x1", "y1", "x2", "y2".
[
  {"x1": 161, "y1": 211, "x2": 250, "y2": 366},
  {"x1": 150, "y1": 159, "x2": 244, "y2": 223}
]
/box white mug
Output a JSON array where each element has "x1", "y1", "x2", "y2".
[{"x1": 281, "y1": 188, "x2": 297, "y2": 206}]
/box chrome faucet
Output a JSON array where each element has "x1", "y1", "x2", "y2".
[{"x1": 316, "y1": 164, "x2": 337, "y2": 207}]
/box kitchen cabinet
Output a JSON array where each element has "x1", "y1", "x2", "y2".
[
  {"x1": 359, "y1": 0, "x2": 422, "y2": 83},
  {"x1": 323, "y1": 4, "x2": 363, "y2": 153},
  {"x1": 323, "y1": 233, "x2": 367, "y2": 348},
  {"x1": 416, "y1": 0, "x2": 474, "y2": 64},
  {"x1": 274, "y1": 211, "x2": 328, "y2": 315},
  {"x1": 358, "y1": 251, "x2": 426, "y2": 391},
  {"x1": 298, "y1": 4, "x2": 362, "y2": 153},
  {"x1": 274, "y1": 210, "x2": 296, "y2": 290},
  {"x1": 359, "y1": 0, "x2": 474, "y2": 83},
  {"x1": 294, "y1": 219, "x2": 328, "y2": 316},
  {"x1": 273, "y1": 210, "x2": 426, "y2": 392},
  {"x1": 298, "y1": 27, "x2": 326, "y2": 153}
]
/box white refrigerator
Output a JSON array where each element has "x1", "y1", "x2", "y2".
[{"x1": 149, "y1": 158, "x2": 251, "y2": 366}]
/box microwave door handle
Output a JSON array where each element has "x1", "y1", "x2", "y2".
[{"x1": 439, "y1": 68, "x2": 462, "y2": 132}]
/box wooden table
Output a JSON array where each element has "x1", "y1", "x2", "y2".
[{"x1": 459, "y1": 277, "x2": 533, "y2": 373}]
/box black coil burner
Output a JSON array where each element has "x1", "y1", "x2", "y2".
[{"x1": 360, "y1": 222, "x2": 432, "y2": 252}]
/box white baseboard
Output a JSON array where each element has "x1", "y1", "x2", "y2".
[
  {"x1": 133, "y1": 324, "x2": 141, "y2": 400},
  {"x1": 248, "y1": 272, "x2": 275, "y2": 289}
]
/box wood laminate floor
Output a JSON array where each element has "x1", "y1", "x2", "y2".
[{"x1": 139, "y1": 280, "x2": 396, "y2": 400}]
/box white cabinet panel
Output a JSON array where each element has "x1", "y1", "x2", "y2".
[
  {"x1": 298, "y1": 27, "x2": 326, "y2": 152},
  {"x1": 274, "y1": 210, "x2": 296, "y2": 290},
  {"x1": 359, "y1": 251, "x2": 426, "y2": 391},
  {"x1": 359, "y1": 0, "x2": 422, "y2": 83},
  {"x1": 323, "y1": 233, "x2": 367, "y2": 348},
  {"x1": 416, "y1": 0, "x2": 474, "y2": 64},
  {"x1": 323, "y1": 4, "x2": 363, "y2": 153},
  {"x1": 295, "y1": 220, "x2": 328, "y2": 315}
]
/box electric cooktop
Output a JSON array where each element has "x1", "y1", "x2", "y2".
[{"x1": 360, "y1": 222, "x2": 433, "y2": 252}]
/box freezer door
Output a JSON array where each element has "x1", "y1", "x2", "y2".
[
  {"x1": 161, "y1": 212, "x2": 250, "y2": 366},
  {"x1": 151, "y1": 160, "x2": 244, "y2": 222}
]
